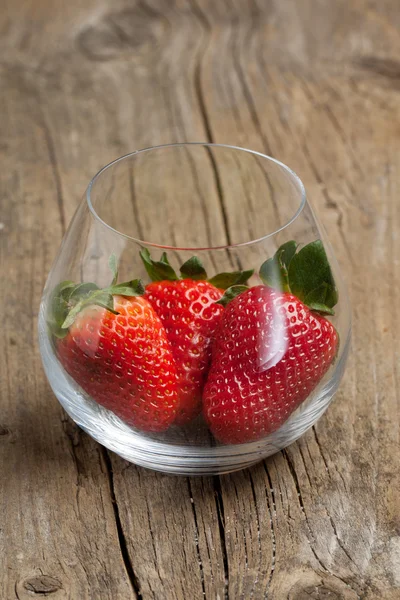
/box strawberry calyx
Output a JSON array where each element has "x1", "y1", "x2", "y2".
[
  {"x1": 139, "y1": 248, "x2": 254, "y2": 289},
  {"x1": 48, "y1": 255, "x2": 144, "y2": 339},
  {"x1": 215, "y1": 285, "x2": 249, "y2": 307},
  {"x1": 259, "y1": 240, "x2": 338, "y2": 315}
]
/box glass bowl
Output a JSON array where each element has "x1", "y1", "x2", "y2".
[{"x1": 38, "y1": 143, "x2": 351, "y2": 475}]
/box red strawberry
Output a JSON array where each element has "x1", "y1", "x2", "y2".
[
  {"x1": 145, "y1": 279, "x2": 223, "y2": 424},
  {"x1": 140, "y1": 250, "x2": 253, "y2": 424},
  {"x1": 49, "y1": 263, "x2": 179, "y2": 432},
  {"x1": 203, "y1": 240, "x2": 339, "y2": 444}
]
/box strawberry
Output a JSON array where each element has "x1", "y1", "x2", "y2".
[
  {"x1": 140, "y1": 250, "x2": 253, "y2": 424},
  {"x1": 48, "y1": 258, "x2": 179, "y2": 432},
  {"x1": 144, "y1": 279, "x2": 223, "y2": 424},
  {"x1": 203, "y1": 240, "x2": 339, "y2": 444}
]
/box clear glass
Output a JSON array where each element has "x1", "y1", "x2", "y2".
[{"x1": 39, "y1": 143, "x2": 351, "y2": 475}]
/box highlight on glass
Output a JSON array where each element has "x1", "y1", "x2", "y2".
[{"x1": 39, "y1": 143, "x2": 351, "y2": 475}]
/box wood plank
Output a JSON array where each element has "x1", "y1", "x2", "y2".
[
  {"x1": 0, "y1": 64, "x2": 136, "y2": 598},
  {"x1": 0, "y1": 0, "x2": 399, "y2": 598},
  {"x1": 192, "y1": 0, "x2": 400, "y2": 597}
]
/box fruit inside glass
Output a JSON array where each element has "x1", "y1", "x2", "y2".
[{"x1": 39, "y1": 143, "x2": 351, "y2": 475}]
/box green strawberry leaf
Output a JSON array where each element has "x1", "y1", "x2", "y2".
[
  {"x1": 139, "y1": 249, "x2": 254, "y2": 291},
  {"x1": 259, "y1": 239, "x2": 338, "y2": 314},
  {"x1": 277, "y1": 240, "x2": 298, "y2": 269},
  {"x1": 93, "y1": 302, "x2": 119, "y2": 314},
  {"x1": 179, "y1": 256, "x2": 208, "y2": 280},
  {"x1": 68, "y1": 282, "x2": 99, "y2": 301},
  {"x1": 61, "y1": 290, "x2": 119, "y2": 329},
  {"x1": 160, "y1": 252, "x2": 171, "y2": 266},
  {"x1": 107, "y1": 279, "x2": 145, "y2": 297},
  {"x1": 49, "y1": 258, "x2": 146, "y2": 335},
  {"x1": 306, "y1": 302, "x2": 335, "y2": 316},
  {"x1": 90, "y1": 292, "x2": 119, "y2": 315},
  {"x1": 50, "y1": 281, "x2": 75, "y2": 320},
  {"x1": 259, "y1": 241, "x2": 297, "y2": 292},
  {"x1": 140, "y1": 248, "x2": 178, "y2": 282},
  {"x1": 303, "y1": 282, "x2": 337, "y2": 315},
  {"x1": 260, "y1": 255, "x2": 285, "y2": 290},
  {"x1": 61, "y1": 298, "x2": 87, "y2": 329},
  {"x1": 209, "y1": 269, "x2": 254, "y2": 290},
  {"x1": 48, "y1": 281, "x2": 76, "y2": 338},
  {"x1": 216, "y1": 285, "x2": 248, "y2": 307},
  {"x1": 109, "y1": 254, "x2": 119, "y2": 286},
  {"x1": 50, "y1": 325, "x2": 69, "y2": 339},
  {"x1": 288, "y1": 240, "x2": 337, "y2": 310}
]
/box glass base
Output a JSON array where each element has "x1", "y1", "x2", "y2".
[{"x1": 39, "y1": 318, "x2": 350, "y2": 476}]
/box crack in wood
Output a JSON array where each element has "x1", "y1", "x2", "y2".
[
  {"x1": 262, "y1": 462, "x2": 277, "y2": 597},
  {"x1": 213, "y1": 477, "x2": 229, "y2": 600},
  {"x1": 37, "y1": 112, "x2": 66, "y2": 236},
  {"x1": 282, "y1": 449, "x2": 329, "y2": 574},
  {"x1": 182, "y1": 146, "x2": 218, "y2": 263},
  {"x1": 328, "y1": 514, "x2": 359, "y2": 573},
  {"x1": 61, "y1": 414, "x2": 87, "y2": 487},
  {"x1": 283, "y1": 449, "x2": 305, "y2": 511},
  {"x1": 248, "y1": 471, "x2": 263, "y2": 600},
  {"x1": 311, "y1": 427, "x2": 334, "y2": 486},
  {"x1": 101, "y1": 449, "x2": 142, "y2": 599},
  {"x1": 252, "y1": 156, "x2": 282, "y2": 230},
  {"x1": 128, "y1": 167, "x2": 145, "y2": 241},
  {"x1": 187, "y1": 478, "x2": 207, "y2": 600},
  {"x1": 190, "y1": 0, "x2": 235, "y2": 261},
  {"x1": 232, "y1": 477, "x2": 251, "y2": 590},
  {"x1": 204, "y1": 146, "x2": 235, "y2": 255},
  {"x1": 297, "y1": 443, "x2": 314, "y2": 488},
  {"x1": 136, "y1": 471, "x2": 164, "y2": 592},
  {"x1": 283, "y1": 447, "x2": 361, "y2": 595}
]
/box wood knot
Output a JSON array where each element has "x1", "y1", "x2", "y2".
[
  {"x1": 356, "y1": 56, "x2": 400, "y2": 87},
  {"x1": 293, "y1": 585, "x2": 342, "y2": 599},
  {"x1": 0, "y1": 424, "x2": 16, "y2": 442},
  {"x1": 77, "y1": 8, "x2": 167, "y2": 62},
  {"x1": 0, "y1": 424, "x2": 11, "y2": 436},
  {"x1": 23, "y1": 575, "x2": 63, "y2": 594}
]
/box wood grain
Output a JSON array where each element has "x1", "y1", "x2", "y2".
[{"x1": 0, "y1": 0, "x2": 399, "y2": 598}]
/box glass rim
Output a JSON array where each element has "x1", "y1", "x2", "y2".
[{"x1": 86, "y1": 142, "x2": 307, "y2": 252}]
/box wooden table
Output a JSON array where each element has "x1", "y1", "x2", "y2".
[{"x1": 1, "y1": 1, "x2": 399, "y2": 598}]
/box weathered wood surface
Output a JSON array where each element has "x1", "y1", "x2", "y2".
[{"x1": 1, "y1": 0, "x2": 399, "y2": 598}]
